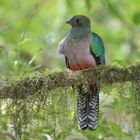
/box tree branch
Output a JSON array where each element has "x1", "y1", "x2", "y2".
[{"x1": 0, "y1": 64, "x2": 140, "y2": 99}]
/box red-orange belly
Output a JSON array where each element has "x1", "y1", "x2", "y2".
[{"x1": 69, "y1": 62, "x2": 95, "y2": 71}]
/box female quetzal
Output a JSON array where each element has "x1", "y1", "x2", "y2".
[{"x1": 58, "y1": 15, "x2": 106, "y2": 130}]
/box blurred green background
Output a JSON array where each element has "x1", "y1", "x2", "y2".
[{"x1": 0, "y1": 0, "x2": 140, "y2": 140}]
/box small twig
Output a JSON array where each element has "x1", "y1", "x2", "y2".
[
  {"x1": 0, "y1": 131, "x2": 19, "y2": 140},
  {"x1": 100, "y1": 93, "x2": 111, "y2": 105}
]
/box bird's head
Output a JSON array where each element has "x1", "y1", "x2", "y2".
[{"x1": 66, "y1": 15, "x2": 91, "y2": 28}]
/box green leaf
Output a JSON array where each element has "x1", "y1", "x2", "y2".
[
  {"x1": 109, "y1": 121, "x2": 122, "y2": 136},
  {"x1": 133, "y1": 12, "x2": 140, "y2": 25}
]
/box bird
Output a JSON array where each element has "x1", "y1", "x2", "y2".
[{"x1": 58, "y1": 15, "x2": 106, "y2": 130}]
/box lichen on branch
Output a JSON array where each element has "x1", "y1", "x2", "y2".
[{"x1": 0, "y1": 64, "x2": 140, "y2": 99}]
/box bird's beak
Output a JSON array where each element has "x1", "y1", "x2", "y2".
[{"x1": 66, "y1": 20, "x2": 71, "y2": 24}]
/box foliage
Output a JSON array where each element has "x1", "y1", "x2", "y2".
[{"x1": 0, "y1": 0, "x2": 140, "y2": 140}]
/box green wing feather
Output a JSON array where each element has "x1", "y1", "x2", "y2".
[{"x1": 91, "y1": 32, "x2": 106, "y2": 64}]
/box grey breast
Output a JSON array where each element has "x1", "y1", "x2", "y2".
[{"x1": 64, "y1": 33, "x2": 96, "y2": 67}]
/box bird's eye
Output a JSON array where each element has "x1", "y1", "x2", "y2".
[{"x1": 76, "y1": 19, "x2": 79, "y2": 24}]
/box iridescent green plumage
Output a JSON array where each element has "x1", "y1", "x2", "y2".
[{"x1": 91, "y1": 32, "x2": 106, "y2": 65}]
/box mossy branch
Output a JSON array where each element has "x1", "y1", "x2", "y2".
[{"x1": 0, "y1": 64, "x2": 140, "y2": 99}]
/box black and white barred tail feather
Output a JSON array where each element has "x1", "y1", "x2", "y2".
[{"x1": 77, "y1": 85, "x2": 99, "y2": 130}]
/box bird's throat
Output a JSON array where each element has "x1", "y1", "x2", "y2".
[{"x1": 68, "y1": 27, "x2": 91, "y2": 39}]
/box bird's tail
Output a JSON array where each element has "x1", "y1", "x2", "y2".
[{"x1": 77, "y1": 84, "x2": 99, "y2": 130}]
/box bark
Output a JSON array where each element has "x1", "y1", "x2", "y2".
[{"x1": 0, "y1": 64, "x2": 140, "y2": 99}]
